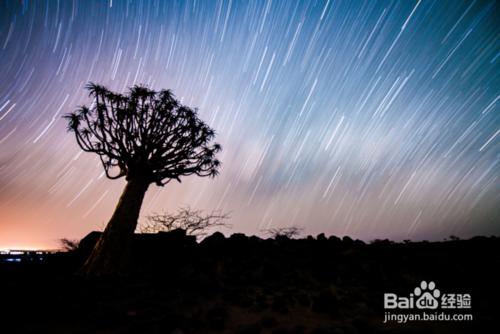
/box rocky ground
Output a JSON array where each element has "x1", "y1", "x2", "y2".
[{"x1": 1, "y1": 231, "x2": 498, "y2": 333}]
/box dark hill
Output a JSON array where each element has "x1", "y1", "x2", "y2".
[{"x1": 1, "y1": 230, "x2": 498, "y2": 333}]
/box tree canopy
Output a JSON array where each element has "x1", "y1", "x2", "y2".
[{"x1": 64, "y1": 83, "x2": 221, "y2": 186}]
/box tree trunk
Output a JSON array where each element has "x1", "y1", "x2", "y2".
[{"x1": 80, "y1": 177, "x2": 150, "y2": 276}]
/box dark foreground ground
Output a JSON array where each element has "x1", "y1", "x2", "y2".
[{"x1": 1, "y1": 231, "x2": 499, "y2": 334}]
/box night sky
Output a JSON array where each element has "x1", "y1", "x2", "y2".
[{"x1": 0, "y1": 0, "x2": 499, "y2": 249}]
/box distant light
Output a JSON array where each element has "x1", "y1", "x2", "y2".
[{"x1": 9, "y1": 251, "x2": 24, "y2": 255}]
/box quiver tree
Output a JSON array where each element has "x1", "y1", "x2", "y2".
[{"x1": 64, "y1": 83, "x2": 221, "y2": 275}]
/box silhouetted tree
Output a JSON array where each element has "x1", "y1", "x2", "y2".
[
  {"x1": 64, "y1": 83, "x2": 221, "y2": 275},
  {"x1": 140, "y1": 206, "x2": 231, "y2": 239}
]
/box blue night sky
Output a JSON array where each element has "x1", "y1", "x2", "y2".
[{"x1": 0, "y1": 0, "x2": 498, "y2": 249}]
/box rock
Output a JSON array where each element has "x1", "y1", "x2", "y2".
[
  {"x1": 317, "y1": 233, "x2": 327, "y2": 242},
  {"x1": 342, "y1": 236, "x2": 353, "y2": 244},
  {"x1": 201, "y1": 231, "x2": 226, "y2": 247},
  {"x1": 235, "y1": 323, "x2": 263, "y2": 334},
  {"x1": 260, "y1": 315, "x2": 277, "y2": 328},
  {"x1": 312, "y1": 289, "x2": 339, "y2": 315},
  {"x1": 205, "y1": 305, "x2": 228, "y2": 330}
]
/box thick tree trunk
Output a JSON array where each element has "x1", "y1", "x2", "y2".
[{"x1": 80, "y1": 177, "x2": 150, "y2": 276}]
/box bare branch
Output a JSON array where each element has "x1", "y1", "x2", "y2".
[
  {"x1": 261, "y1": 226, "x2": 304, "y2": 239},
  {"x1": 140, "y1": 207, "x2": 231, "y2": 240},
  {"x1": 59, "y1": 238, "x2": 80, "y2": 252}
]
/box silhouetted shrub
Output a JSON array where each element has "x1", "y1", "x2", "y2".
[
  {"x1": 141, "y1": 207, "x2": 231, "y2": 240},
  {"x1": 262, "y1": 226, "x2": 303, "y2": 239},
  {"x1": 59, "y1": 238, "x2": 79, "y2": 252}
]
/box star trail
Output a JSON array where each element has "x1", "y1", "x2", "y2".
[{"x1": 0, "y1": 0, "x2": 499, "y2": 249}]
